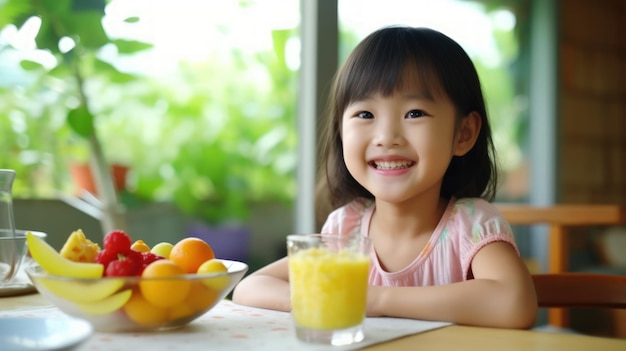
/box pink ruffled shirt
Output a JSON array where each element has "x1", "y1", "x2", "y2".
[{"x1": 321, "y1": 198, "x2": 518, "y2": 287}]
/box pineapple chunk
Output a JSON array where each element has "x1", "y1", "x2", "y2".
[{"x1": 60, "y1": 229, "x2": 101, "y2": 263}]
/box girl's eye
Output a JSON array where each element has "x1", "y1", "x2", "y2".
[
  {"x1": 406, "y1": 110, "x2": 427, "y2": 119},
  {"x1": 357, "y1": 111, "x2": 374, "y2": 119}
]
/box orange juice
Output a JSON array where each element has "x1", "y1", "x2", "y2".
[{"x1": 289, "y1": 247, "x2": 370, "y2": 329}]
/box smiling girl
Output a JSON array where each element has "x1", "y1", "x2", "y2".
[{"x1": 233, "y1": 26, "x2": 538, "y2": 329}]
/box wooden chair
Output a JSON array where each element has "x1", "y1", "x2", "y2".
[
  {"x1": 532, "y1": 273, "x2": 626, "y2": 337},
  {"x1": 495, "y1": 204, "x2": 624, "y2": 275},
  {"x1": 533, "y1": 273, "x2": 626, "y2": 309},
  {"x1": 495, "y1": 203, "x2": 624, "y2": 327}
]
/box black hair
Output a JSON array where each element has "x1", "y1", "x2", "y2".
[{"x1": 316, "y1": 26, "x2": 498, "y2": 217}]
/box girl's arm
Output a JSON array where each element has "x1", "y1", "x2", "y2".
[
  {"x1": 231, "y1": 257, "x2": 292, "y2": 311},
  {"x1": 367, "y1": 242, "x2": 538, "y2": 329}
]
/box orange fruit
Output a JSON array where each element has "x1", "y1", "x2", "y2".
[
  {"x1": 187, "y1": 281, "x2": 219, "y2": 311},
  {"x1": 123, "y1": 290, "x2": 168, "y2": 326},
  {"x1": 169, "y1": 237, "x2": 215, "y2": 273},
  {"x1": 131, "y1": 239, "x2": 150, "y2": 253},
  {"x1": 197, "y1": 259, "x2": 230, "y2": 290},
  {"x1": 139, "y1": 259, "x2": 191, "y2": 308},
  {"x1": 168, "y1": 301, "x2": 195, "y2": 322}
]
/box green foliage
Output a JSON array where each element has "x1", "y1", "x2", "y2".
[
  {"x1": 111, "y1": 39, "x2": 153, "y2": 55},
  {"x1": 0, "y1": 0, "x2": 298, "y2": 226},
  {"x1": 0, "y1": 0, "x2": 151, "y2": 139},
  {"x1": 0, "y1": 0, "x2": 34, "y2": 28},
  {"x1": 121, "y1": 29, "x2": 299, "y2": 224},
  {"x1": 67, "y1": 106, "x2": 95, "y2": 138}
]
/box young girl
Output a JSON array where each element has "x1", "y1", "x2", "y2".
[{"x1": 232, "y1": 26, "x2": 538, "y2": 329}]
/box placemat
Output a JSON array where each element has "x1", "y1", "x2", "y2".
[{"x1": 1, "y1": 300, "x2": 452, "y2": 350}]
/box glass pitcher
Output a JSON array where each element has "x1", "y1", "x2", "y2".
[{"x1": 0, "y1": 169, "x2": 20, "y2": 283}]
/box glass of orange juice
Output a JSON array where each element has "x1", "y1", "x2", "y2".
[{"x1": 287, "y1": 233, "x2": 371, "y2": 346}]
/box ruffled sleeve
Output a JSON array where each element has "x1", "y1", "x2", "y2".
[{"x1": 451, "y1": 199, "x2": 519, "y2": 279}]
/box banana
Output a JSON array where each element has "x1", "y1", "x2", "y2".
[
  {"x1": 75, "y1": 289, "x2": 133, "y2": 315},
  {"x1": 26, "y1": 231, "x2": 104, "y2": 278},
  {"x1": 38, "y1": 277, "x2": 124, "y2": 303}
]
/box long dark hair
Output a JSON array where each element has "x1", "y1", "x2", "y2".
[{"x1": 316, "y1": 26, "x2": 499, "y2": 220}]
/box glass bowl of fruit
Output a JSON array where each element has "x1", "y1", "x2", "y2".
[{"x1": 24, "y1": 230, "x2": 248, "y2": 332}]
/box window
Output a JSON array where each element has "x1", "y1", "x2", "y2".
[{"x1": 0, "y1": 0, "x2": 301, "y2": 225}]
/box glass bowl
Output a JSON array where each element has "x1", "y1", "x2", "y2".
[
  {"x1": 26, "y1": 259, "x2": 248, "y2": 332},
  {"x1": 0, "y1": 230, "x2": 46, "y2": 284}
]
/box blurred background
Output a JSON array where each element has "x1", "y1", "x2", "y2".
[{"x1": 0, "y1": 0, "x2": 624, "y2": 337}]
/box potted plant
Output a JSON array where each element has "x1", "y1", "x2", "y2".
[
  {"x1": 1, "y1": 3, "x2": 299, "y2": 259},
  {"x1": 0, "y1": 0, "x2": 152, "y2": 235}
]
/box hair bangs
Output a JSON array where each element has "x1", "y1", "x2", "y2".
[{"x1": 335, "y1": 30, "x2": 444, "y2": 113}]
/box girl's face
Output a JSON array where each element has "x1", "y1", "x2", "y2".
[{"x1": 341, "y1": 86, "x2": 468, "y2": 205}]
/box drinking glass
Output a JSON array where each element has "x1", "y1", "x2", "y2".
[
  {"x1": 287, "y1": 233, "x2": 371, "y2": 346},
  {"x1": 0, "y1": 169, "x2": 21, "y2": 284}
]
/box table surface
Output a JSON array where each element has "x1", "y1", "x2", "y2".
[{"x1": 1, "y1": 293, "x2": 625, "y2": 351}]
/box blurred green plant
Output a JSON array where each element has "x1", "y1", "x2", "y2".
[
  {"x1": 125, "y1": 29, "x2": 299, "y2": 224},
  {"x1": 0, "y1": 0, "x2": 153, "y2": 233},
  {"x1": 0, "y1": 0, "x2": 298, "y2": 226}
]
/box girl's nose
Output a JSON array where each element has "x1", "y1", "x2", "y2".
[{"x1": 373, "y1": 119, "x2": 405, "y2": 147}]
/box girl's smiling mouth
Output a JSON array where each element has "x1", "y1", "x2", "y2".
[{"x1": 369, "y1": 160, "x2": 416, "y2": 170}]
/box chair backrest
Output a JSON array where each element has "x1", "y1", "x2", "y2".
[{"x1": 532, "y1": 273, "x2": 626, "y2": 309}]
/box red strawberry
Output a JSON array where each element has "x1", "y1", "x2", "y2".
[
  {"x1": 103, "y1": 250, "x2": 143, "y2": 277},
  {"x1": 103, "y1": 230, "x2": 132, "y2": 253},
  {"x1": 95, "y1": 249, "x2": 117, "y2": 268},
  {"x1": 105, "y1": 257, "x2": 139, "y2": 277}
]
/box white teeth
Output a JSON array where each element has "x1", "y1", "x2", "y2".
[{"x1": 373, "y1": 160, "x2": 414, "y2": 170}]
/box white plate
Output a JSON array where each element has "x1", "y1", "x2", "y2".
[{"x1": 0, "y1": 316, "x2": 92, "y2": 351}]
